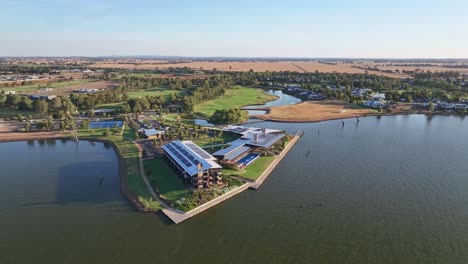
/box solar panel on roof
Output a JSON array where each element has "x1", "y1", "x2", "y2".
[
  {"x1": 173, "y1": 143, "x2": 202, "y2": 167},
  {"x1": 166, "y1": 144, "x2": 193, "y2": 167},
  {"x1": 185, "y1": 143, "x2": 212, "y2": 159}
]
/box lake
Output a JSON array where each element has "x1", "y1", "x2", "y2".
[
  {"x1": 2, "y1": 115, "x2": 468, "y2": 264},
  {"x1": 244, "y1": 89, "x2": 302, "y2": 115}
]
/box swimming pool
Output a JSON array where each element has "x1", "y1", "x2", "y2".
[
  {"x1": 89, "y1": 121, "x2": 123, "y2": 129},
  {"x1": 237, "y1": 153, "x2": 260, "y2": 167}
]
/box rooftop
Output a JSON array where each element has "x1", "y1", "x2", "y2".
[{"x1": 162, "y1": 140, "x2": 221, "y2": 176}]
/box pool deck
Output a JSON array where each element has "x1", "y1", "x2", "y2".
[{"x1": 161, "y1": 129, "x2": 303, "y2": 224}]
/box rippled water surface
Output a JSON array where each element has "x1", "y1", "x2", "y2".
[{"x1": 1, "y1": 115, "x2": 468, "y2": 264}]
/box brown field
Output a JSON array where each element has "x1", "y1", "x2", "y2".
[
  {"x1": 0, "y1": 131, "x2": 63, "y2": 142},
  {"x1": 257, "y1": 101, "x2": 375, "y2": 123},
  {"x1": 90, "y1": 61, "x2": 404, "y2": 77},
  {"x1": 0, "y1": 121, "x2": 22, "y2": 132},
  {"x1": 343, "y1": 61, "x2": 468, "y2": 75},
  {"x1": 25, "y1": 81, "x2": 117, "y2": 96}
]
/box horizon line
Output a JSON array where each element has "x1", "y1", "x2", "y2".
[{"x1": 1, "y1": 55, "x2": 468, "y2": 61}]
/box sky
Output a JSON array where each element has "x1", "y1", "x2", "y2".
[{"x1": 1, "y1": 0, "x2": 468, "y2": 58}]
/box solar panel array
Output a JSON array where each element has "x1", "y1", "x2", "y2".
[
  {"x1": 172, "y1": 143, "x2": 202, "y2": 167},
  {"x1": 185, "y1": 143, "x2": 212, "y2": 159},
  {"x1": 166, "y1": 144, "x2": 193, "y2": 168}
]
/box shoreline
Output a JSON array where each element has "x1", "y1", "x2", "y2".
[
  {"x1": 0, "y1": 134, "x2": 148, "y2": 213},
  {"x1": 250, "y1": 101, "x2": 467, "y2": 123},
  {"x1": 255, "y1": 111, "x2": 467, "y2": 123}
]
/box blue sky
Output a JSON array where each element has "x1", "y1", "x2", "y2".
[{"x1": 1, "y1": 0, "x2": 468, "y2": 58}]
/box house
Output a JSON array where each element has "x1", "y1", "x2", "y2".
[
  {"x1": 162, "y1": 140, "x2": 222, "y2": 189},
  {"x1": 363, "y1": 100, "x2": 386, "y2": 109},
  {"x1": 142, "y1": 128, "x2": 165, "y2": 139},
  {"x1": 213, "y1": 125, "x2": 287, "y2": 167}
]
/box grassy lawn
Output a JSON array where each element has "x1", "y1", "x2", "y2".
[
  {"x1": 76, "y1": 126, "x2": 161, "y2": 211},
  {"x1": 128, "y1": 87, "x2": 184, "y2": 99},
  {"x1": 194, "y1": 87, "x2": 277, "y2": 117},
  {"x1": 116, "y1": 73, "x2": 161, "y2": 78},
  {"x1": 143, "y1": 157, "x2": 191, "y2": 202},
  {"x1": 0, "y1": 109, "x2": 35, "y2": 117},
  {"x1": 192, "y1": 132, "x2": 239, "y2": 147},
  {"x1": 1, "y1": 79, "x2": 94, "y2": 93},
  {"x1": 223, "y1": 156, "x2": 276, "y2": 181}
]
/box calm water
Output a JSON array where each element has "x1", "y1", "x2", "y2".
[
  {"x1": 244, "y1": 89, "x2": 302, "y2": 115},
  {"x1": 2, "y1": 115, "x2": 468, "y2": 264}
]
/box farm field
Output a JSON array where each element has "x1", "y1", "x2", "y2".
[
  {"x1": 90, "y1": 61, "x2": 405, "y2": 77},
  {"x1": 194, "y1": 87, "x2": 277, "y2": 117}
]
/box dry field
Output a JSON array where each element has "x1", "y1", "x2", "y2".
[
  {"x1": 257, "y1": 101, "x2": 375, "y2": 123},
  {"x1": 0, "y1": 121, "x2": 22, "y2": 133},
  {"x1": 343, "y1": 61, "x2": 468, "y2": 75},
  {"x1": 90, "y1": 61, "x2": 403, "y2": 77},
  {"x1": 24, "y1": 81, "x2": 116, "y2": 96},
  {"x1": 0, "y1": 131, "x2": 63, "y2": 142}
]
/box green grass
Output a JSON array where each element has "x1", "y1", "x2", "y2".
[
  {"x1": 128, "y1": 87, "x2": 184, "y2": 99},
  {"x1": 194, "y1": 87, "x2": 277, "y2": 117},
  {"x1": 116, "y1": 73, "x2": 162, "y2": 78},
  {"x1": 192, "y1": 132, "x2": 239, "y2": 147},
  {"x1": 143, "y1": 157, "x2": 191, "y2": 202},
  {"x1": 1, "y1": 79, "x2": 95, "y2": 93},
  {"x1": 0, "y1": 109, "x2": 35, "y2": 117},
  {"x1": 223, "y1": 156, "x2": 276, "y2": 181}
]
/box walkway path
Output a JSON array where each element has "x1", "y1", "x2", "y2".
[{"x1": 161, "y1": 130, "x2": 304, "y2": 224}]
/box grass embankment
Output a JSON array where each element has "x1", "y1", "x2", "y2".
[
  {"x1": 76, "y1": 126, "x2": 161, "y2": 211},
  {"x1": 143, "y1": 158, "x2": 190, "y2": 202},
  {"x1": 143, "y1": 156, "x2": 244, "y2": 212},
  {"x1": 223, "y1": 156, "x2": 276, "y2": 181},
  {"x1": 1, "y1": 80, "x2": 94, "y2": 93},
  {"x1": 195, "y1": 86, "x2": 277, "y2": 118},
  {"x1": 128, "y1": 87, "x2": 184, "y2": 99}
]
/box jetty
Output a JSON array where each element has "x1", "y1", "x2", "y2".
[{"x1": 162, "y1": 129, "x2": 304, "y2": 224}]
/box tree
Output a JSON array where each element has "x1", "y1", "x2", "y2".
[
  {"x1": 428, "y1": 102, "x2": 435, "y2": 112},
  {"x1": 50, "y1": 97, "x2": 62, "y2": 110},
  {"x1": 34, "y1": 100, "x2": 49, "y2": 115}
]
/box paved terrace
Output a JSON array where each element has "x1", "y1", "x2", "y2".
[{"x1": 161, "y1": 130, "x2": 303, "y2": 224}]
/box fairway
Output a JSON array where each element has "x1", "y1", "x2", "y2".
[
  {"x1": 128, "y1": 87, "x2": 183, "y2": 99},
  {"x1": 144, "y1": 157, "x2": 191, "y2": 201},
  {"x1": 194, "y1": 87, "x2": 277, "y2": 117}
]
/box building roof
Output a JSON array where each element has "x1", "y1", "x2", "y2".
[
  {"x1": 245, "y1": 133, "x2": 285, "y2": 148},
  {"x1": 144, "y1": 128, "x2": 165, "y2": 137},
  {"x1": 212, "y1": 138, "x2": 249, "y2": 156},
  {"x1": 222, "y1": 125, "x2": 283, "y2": 137},
  {"x1": 224, "y1": 146, "x2": 252, "y2": 161},
  {"x1": 162, "y1": 140, "x2": 221, "y2": 176}
]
